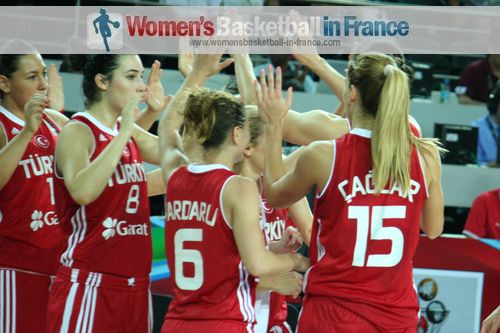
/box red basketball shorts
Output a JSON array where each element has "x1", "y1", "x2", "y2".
[
  {"x1": 46, "y1": 266, "x2": 152, "y2": 333},
  {"x1": 297, "y1": 296, "x2": 417, "y2": 333},
  {"x1": 161, "y1": 318, "x2": 254, "y2": 333},
  {"x1": 0, "y1": 268, "x2": 53, "y2": 333}
]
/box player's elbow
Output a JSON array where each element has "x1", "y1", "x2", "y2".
[
  {"x1": 68, "y1": 187, "x2": 96, "y2": 206},
  {"x1": 244, "y1": 260, "x2": 272, "y2": 277},
  {"x1": 421, "y1": 221, "x2": 443, "y2": 240}
]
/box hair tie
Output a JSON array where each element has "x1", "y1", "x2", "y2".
[{"x1": 383, "y1": 64, "x2": 395, "y2": 77}]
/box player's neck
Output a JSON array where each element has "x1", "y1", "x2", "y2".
[
  {"x1": 0, "y1": 99, "x2": 25, "y2": 120},
  {"x1": 238, "y1": 160, "x2": 260, "y2": 182},
  {"x1": 351, "y1": 111, "x2": 374, "y2": 131},
  {"x1": 202, "y1": 149, "x2": 235, "y2": 171},
  {"x1": 87, "y1": 102, "x2": 120, "y2": 129}
]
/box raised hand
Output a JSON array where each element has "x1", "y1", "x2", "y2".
[
  {"x1": 146, "y1": 60, "x2": 170, "y2": 114},
  {"x1": 254, "y1": 65, "x2": 293, "y2": 126},
  {"x1": 23, "y1": 93, "x2": 49, "y2": 134},
  {"x1": 178, "y1": 52, "x2": 194, "y2": 78},
  {"x1": 191, "y1": 54, "x2": 234, "y2": 80},
  {"x1": 47, "y1": 64, "x2": 64, "y2": 112},
  {"x1": 120, "y1": 96, "x2": 141, "y2": 135}
]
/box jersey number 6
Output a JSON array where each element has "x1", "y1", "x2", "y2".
[{"x1": 174, "y1": 229, "x2": 204, "y2": 291}]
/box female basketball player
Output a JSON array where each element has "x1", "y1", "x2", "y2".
[
  {"x1": 258, "y1": 55, "x2": 445, "y2": 333},
  {"x1": 231, "y1": 53, "x2": 352, "y2": 332},
  {"x1": 158, "y1": 55, "x2": 310, "y2": 332},
  {"x1": 0, "y1": 50, "x2": 69, "y2": 333},
  {"x1": 46, "y1": 54, "x2": 168, "y2": 333}
]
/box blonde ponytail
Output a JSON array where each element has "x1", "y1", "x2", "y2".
[
  {"x1": 372, "y1": 64, "x2": 412, "y2": 194},
  {"x1": 348, "y1": 53, "x2": 445, "y2": 195}
]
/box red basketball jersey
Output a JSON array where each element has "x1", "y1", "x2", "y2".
[
  {"x1": 260, "y1": 196, "x2": 294, "y2": 331},
  {"x1": 164, "y1": 164, "x2": 256, "y2": 330},
  {"x1": 305, "y1": 128, "x2": 428, "y2": 330},
  {"x1": 463, "y1": 188, "x2": 500, "y2": 239},
  {"x1": 54, "y1": 112, "x2": 151, "y2": 278},
  {"x1": 0, "y1": 106, "x2": 62, "y2": 275}
]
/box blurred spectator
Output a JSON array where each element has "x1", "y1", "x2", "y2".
[
  {"x1": 254, "y1": 55, "x2": 317, "y2": 94},
  {"x1": 472, "y1": 81, "x2": 500, "y2": 166},
  {"x1": 59, "y1": 54, "x2": 86, "y2": 73},
  {"x1": 463, "y1": 188, "x2": 500, "y2": 239},
  {"x1": 457, "y1": 55, "x2": 500, "y2": 104}
]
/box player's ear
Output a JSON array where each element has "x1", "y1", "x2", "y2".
[
  {"x1": 95, "y1": 74, "x2": 109, "y2": 91},
  {"x1": 0, "y1": 75, "x2": 11, "y2": 95}
]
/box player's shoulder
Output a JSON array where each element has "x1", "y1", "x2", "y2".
[{"x1": 44, "y1": 109, "x2": 69, "y2": 129}]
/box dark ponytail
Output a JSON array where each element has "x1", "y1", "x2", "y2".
[{"x1": 80, "y1": 55, "x2": 123, "y2": 108}]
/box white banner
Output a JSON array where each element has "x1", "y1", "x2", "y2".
[
  {"x1": 0, "y1": 6, "x2": 498, "y2": 54},
  {"x1": 413, "y1": 268, "x2": 484, "y2": 333}
]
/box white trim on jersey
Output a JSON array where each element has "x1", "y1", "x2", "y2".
[
  {"x1": 61, "y1": 207, "x2": 87, "y2": 267},
  {"x1": 72, "y1": 112, "x2": 119, "y2": 137},
  {"x1": 219, "y1": 175, "x2": 238, "y2": 230},
  {"x1": 350, "y1": 128, "x2": 372, "y2": 138},
  {"x1": 0, "y1": 269, "x2": 16, "y2": 333},
  {"x1": 316, "y1": 219, "x2": 326, "y2": 262},
  {"x1": 0, "y1": 105, "x2": 25, "y2": 127},
  {"x1": 316, "y1": 140, "x2": 336, "y2": 199},
  {"x1": 60, "y1": 270, "x2": 80, "y2": 333},
  {"x1": 148, "y1": 290, "x2": 153, "y2": 333},
  {"x1": 237, "y1": 262, "x2": 255, "y2": 324},
  {"x1": 416, "y1": 150, "x2": 430, "y2": 198},
  {"x1": 74, "y1": 272, "x2": 101, "y2": 333},
  {"x1": 0, "y1": 270, "x2": 3, "y2": 333},
  {"x1": 0, "y1": 121, "x2": 9, "y2": 145},
  {"x1": 187, "y1": 163, "x2": 231, "y2": 173},
  {"x1": 462, "y1": 229, "x2": 481, "y2": 239}
]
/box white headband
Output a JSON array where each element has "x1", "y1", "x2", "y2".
[{"x1": 383, "y1": 64, "x2": 396, "y2": 77}]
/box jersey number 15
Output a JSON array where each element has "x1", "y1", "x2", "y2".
[{"x1": 349, "y1": 205, "x2": 406, "y2": 267}]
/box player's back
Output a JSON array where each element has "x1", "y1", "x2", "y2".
[
  {"x1": 306, "y1": 128, "x2": 428, "y2": 330},
  {"x1": 164, "y1": 164, "x2": 256, "y2": 327}
]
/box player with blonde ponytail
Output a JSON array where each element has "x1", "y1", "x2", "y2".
[{"x1": 259, "y1": 53, "x2": 445, "y2": 332}]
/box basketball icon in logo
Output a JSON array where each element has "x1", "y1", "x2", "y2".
[
  {"x1": 426, "y1": 300, "x2": 448, "y2": 324},
  {"x1": 418, "y1": 278, "x2": 438, "y2": 301}
]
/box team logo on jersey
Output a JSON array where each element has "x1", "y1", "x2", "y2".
[
  {"x1": 11, "y1": 127, "x2": 21, "y2": 135},
  {"x1": 122, "y1": 146, "x2": 130, "y2": 157},
  {"x1": 101, "y1": 217, "x2": 149, "y2": 240},
  {"x1": 30, "y1": 210, "x2": 59, "y2": 231},
  {"x1": 261, "y1": 198, "x2": 274, "y2": 214},
  {"x1": 99, "y1": 133, "x2": 108, "y2": 142},
  {"x1": 34, "y1": 135, "x2": 50, "y2": 149}
]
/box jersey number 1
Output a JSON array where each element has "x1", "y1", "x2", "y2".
[{"x1": 348, "y1": 205, "x2": 405, "y2": 267}]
